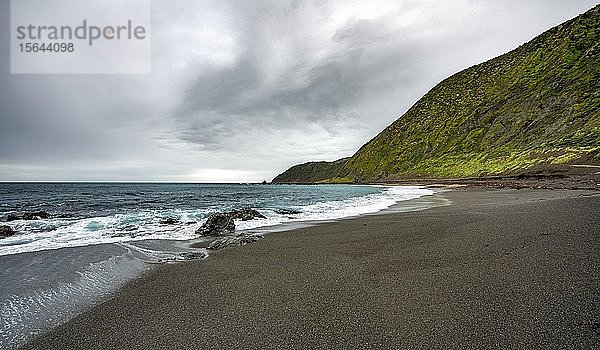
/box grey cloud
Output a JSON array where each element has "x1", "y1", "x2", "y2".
[{"x1": 0, "y1": 0, "x2": 597, "y2": 181}]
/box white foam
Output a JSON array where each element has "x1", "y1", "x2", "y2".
[
  {"x1": 0, "y1": 210, "x2": 207, "y2": 256},
  {"x1": 236, "y1": 185, "x2": 434, "y2": 230}
]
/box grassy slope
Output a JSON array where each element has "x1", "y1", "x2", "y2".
[
  {"x1": 272, "y1": 158, "x2": 351, "y2": 184},
  {"x1": 273, "y1": 6, "x2": 599, "y2": 183}
]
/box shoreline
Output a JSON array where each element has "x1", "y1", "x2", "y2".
[
  {"x1": 1, "y1": 185, "x2": 436, "y2": 349},
  {"x1": 275, "y1": 163, "x2": 600, "y2": 191},
  {"x1": 21, "y1": 187, "x2": 600, "y2": 349},
  {"x1": 0, "y1": 183, "x2": 429, "y2": 257}
]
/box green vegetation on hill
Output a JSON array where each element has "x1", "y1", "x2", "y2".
[
  {"x1": 272, "y1": 158, "x2": 350, "y2": 184},
  {"x1": 273, "y1": 5, "x2": 600, "y2": 183}
]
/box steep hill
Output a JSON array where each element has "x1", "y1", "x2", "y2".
[{"x1": 273, "y1": 5, "x2": 599, "y2": 183}]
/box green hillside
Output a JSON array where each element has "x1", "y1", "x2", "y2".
[
  {"x1": 272, "y1": 158, "x2": 351, "y2": 184},
  {"x1": 273, "y1": 5, "x2": 600, "y2": 183}
]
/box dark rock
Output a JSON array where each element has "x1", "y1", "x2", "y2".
[
  {"x1": 229, "y1": 208, "x2": 266, "y2": 221},
  {"x1": 0, "y1": 225, "x2": 16, "y2": 238},
  {"x1": 185, "y1": 221, "x2": 197, "y2": 225},
  {"x1": 23, "y1": 211, "x2": 50, "y2": 220},
  {"x1": 207, "y1": 234, "x2": 263, "y2": 250},
  {"x1": 160, "y1": 217, "x2": 179, "y2": 225},
  {"x1": 274, "y1": 209, "x2": 301, "y2": 215},
  {"x1": 7, "y1": 211, "x2": 50, "y2": 221},
  {"x1": 195, "y1": 208, "x2": 266, "y2": 236},
  {"x1": 6, "y1": 214, "x2": 20, "y2": 222},
  {"x1": 195, "y1": 213, "x2": 235, "y2": 236}
]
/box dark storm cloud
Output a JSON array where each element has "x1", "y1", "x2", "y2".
[
  {"x1": 173, "y1": 2, "x2": 424, "y2": 148},
  {"x1": 0, "y1": 0, "x2": 597, "y2": 181}
]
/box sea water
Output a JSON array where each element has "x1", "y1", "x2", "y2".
[
  {"x1": 0, "y1": 183, "x2": 433, "y2": 348},
  {"x1": 0, "y1": 183, "x2": 433, "y2": 256}
]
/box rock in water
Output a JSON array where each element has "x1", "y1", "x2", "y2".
[
  {"x1": 23, "y1": 211, "x2": 50, "y2": 220},
  {"x1": 195, "y1": 213, "x2": 235, "y2": 236},
  {"x1": 229, "y1": 208, "x2": 266, "y2": 221},
  {"x1": 6, "y1": 214, "x2": 20, "y2": 221},
  {"x1": 195, "y1": 208, "x2": 266, "y2": 236},
  {"x1": 207, "y1": 234, "x2": 263, "y2": 250},
  {"x1": 7, "y1": 211, "x2": 50, "y2": 221},
  {"x1": 0, "y1": 225, "x2": 16, "y2": 238},
  {"x1": 160, "y1": 217, "x2": 179, "y2": 225}
]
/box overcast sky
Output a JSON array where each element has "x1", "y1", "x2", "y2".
[{"x1": 0, "y1": 0, "x2": 597, "y2": 182}]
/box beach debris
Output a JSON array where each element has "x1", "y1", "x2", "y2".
[
  {"x1": 196, "y1": 212, "x2": 236, "y2": 236},
  {"x1": 178, "y1": 251, "x2": 207, "y2": 260},
  {"x1": 207, "y1": 234, "x2": 263, "y2": 251},
  {"x1": 0, "y1": 225, "x2": 17, "y2": 238},
  {"x1": 229, "y1": 208, "x2": 266, "y2": 221},
  {"x1": 155, "y1": 251, "x2": 207, "y2": 263},
  {"x1": 6, "y1": 211, "x2": 50, "y2": 221},
  {"x1": 160, "y1": 217, "x2": 179, "y2": 225},
  {"x1": 274, "y1": 208, "x2": 301, "y2": 215}
]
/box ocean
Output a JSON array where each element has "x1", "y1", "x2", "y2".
[{"x1": 0, "y1": 183, "x2": 434, "y2": 348}]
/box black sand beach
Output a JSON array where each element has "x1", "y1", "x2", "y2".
[{"x1": 22, "y1": 188, "x2": 600, "y2": 349}]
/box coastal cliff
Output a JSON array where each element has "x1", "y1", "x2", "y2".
[{"x1": 273, "y1": 5, "x2": 600, "y2": 183}]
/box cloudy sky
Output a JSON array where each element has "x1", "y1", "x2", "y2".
[{"x1": 0, "y1": 0, "x2": 597, "y2": 182}]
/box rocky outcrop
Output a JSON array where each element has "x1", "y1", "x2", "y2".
[
  {"x1": 195, "y1": 212, "x2": 235, "y2": 236},
  {"x1": 0, "y1": 225, "x2": 16, "y2": 238},
  {"x1": 207, "y1": 234, "x2": 263, "y2": 251},
  {"x1": 230, "y1": 208, "x2": 266, "y2": 221},
  {"x1": 195, "y1": 208, "x2": 266, "y2": 236},
  {"x1": 6, "y1": 211, "x2": 50, "y2": 221}
]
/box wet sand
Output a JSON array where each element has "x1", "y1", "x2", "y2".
[{"x1": 22, "y1": 188, "x2": 600, "y2": 349}]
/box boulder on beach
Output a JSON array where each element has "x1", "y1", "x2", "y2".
[
  {"x1": 195, "y1": 212, "x2": 235, "y2": 236},
  {"x1": 6, "y1": 211, "x2": 50, "y2": 221},
  {"x1": 230, "y1": 208, "x2": 266, "y2": 221},
  {"x1": 207, "y1": 234, "x2": 263, "y2": 251},
  {"x1": 0, "y1": 225, "x2": 16, "y2": 238}
]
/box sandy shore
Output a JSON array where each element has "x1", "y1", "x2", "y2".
[{"x1": 22, "y1": 188, "x2": 600, "y2": 349}]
